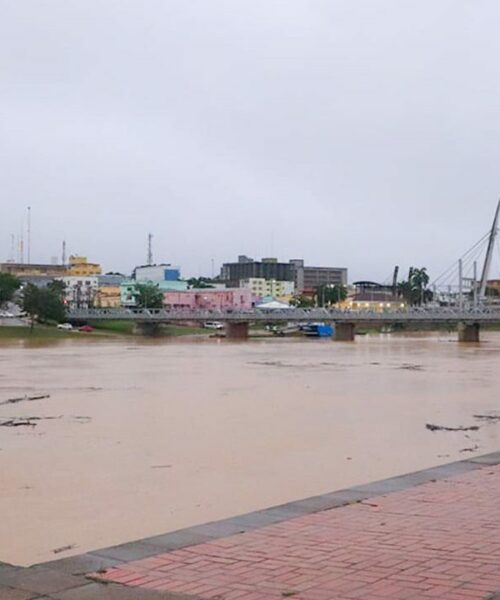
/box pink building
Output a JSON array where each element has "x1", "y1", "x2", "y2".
[{"x1": 163, "y1": 288, "x2": 253, "y2": 310}]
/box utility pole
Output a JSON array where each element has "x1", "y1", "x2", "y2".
[
  {"x1": 27, "y1": 206, "x2": 31, "y2": 264},
  {"x1": 62, "y1": 240, "x2": 67, "y2": 265},
  {"x1": 473, "y1": 261, "x2": 478, "y2": 309},
  {"x1": 458, "y1": 258, "x2": 463, "y2": 311}
]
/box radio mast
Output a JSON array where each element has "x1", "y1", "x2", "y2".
[{"x1": 147, "y1": 233, "x2": 153, "y2": 266}]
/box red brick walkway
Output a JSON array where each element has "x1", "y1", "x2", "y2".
[{"x1": 98, "y1": 465, "x2": 500, "y2": 599}]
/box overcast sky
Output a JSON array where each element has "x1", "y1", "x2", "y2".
[{"x1": 1, "y1": 1, "x2": 500, "y2": 282}]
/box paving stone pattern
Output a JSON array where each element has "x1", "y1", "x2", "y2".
[{"x1": 97, "y1": 464, "x2": 500, "y2": 600}]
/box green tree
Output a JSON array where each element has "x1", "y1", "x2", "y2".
[
  {"x1": 47, "y1": 279, "x2": 66, "y2": 300},
  {"x1": 290, "y1": 295, "x2": 315, "y2": 308},
  {"x1": 0, "y1": 273, "x2": 21, "y2": 307},
  {"x1": 187, "y1": 277, "x2": 215, "y2": 289},
  {"x1": 316, "y1": 284, "x2": 348, "y2": 307},
  {"x1": 398, "y1": 267, "x2": 432, "y2": 306},
  {"x1": 22, "y1": 284, "x2": 66, "y2": 330},
  {"x1": 134, "y1": 283, "x2": 164, "y2": 308}
]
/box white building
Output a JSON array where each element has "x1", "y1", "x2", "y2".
[
  {"x1": 134, "y1": 264, "x2": 181, "y2": 283},
  {"x1": 60, "y1": 276, "x2": 98, "y2": 309}
]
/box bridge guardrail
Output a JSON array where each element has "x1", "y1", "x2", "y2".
[{"x1": 66, "y1": 307, "x2": 500, "y2": 324}]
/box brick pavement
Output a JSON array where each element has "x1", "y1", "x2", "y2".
[{"x1": 96, "y1": 464, "x2": 500, "y2": 600}]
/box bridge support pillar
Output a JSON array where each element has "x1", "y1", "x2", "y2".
[
  {"x1": 225, "y1": 322, "x2": 249, "y2": 340},
  {"x1": 134, "y1": 322, "x2": 161, "y2": 336},
  {"x1": 458, "y1": 322, "x2": 480, "y2": 343},
  {"x1": 334, "y1": 322, "x2": 355, "y2": 341}
]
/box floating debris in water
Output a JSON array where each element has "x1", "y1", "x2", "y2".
[
  {"x1": 473, "y1": 414, "x2": 500, "y2": 423},
  {"x1": 0, "y1": 394, "x2": 50, "y2": 406},
  {"x1": 426, "y1": 423, "x2": 479, "y2": 432},
  {"x1": 52, "y1": 544, "x2": 77, "y2": 554}
]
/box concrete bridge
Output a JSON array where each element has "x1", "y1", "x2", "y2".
[{"x1": 66, "y1": 307, "x2": 500, "y2": 341}]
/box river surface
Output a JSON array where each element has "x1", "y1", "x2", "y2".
[{"x1": 1, "y1": 332, "x2": 499, "y2": 566}]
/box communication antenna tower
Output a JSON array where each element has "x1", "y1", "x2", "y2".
[
  {"x1": 147, "y1": 233, "x2": 153, "y2": 266},
  {"x1": 62, "y1": 240, "x2": 67, "y2": 265}
]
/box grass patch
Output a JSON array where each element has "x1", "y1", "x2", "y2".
[
  {"x1": 89, "y1": 320, "x2": 135, "y2": 335},
  {"x1": 89, "y1": 321, "x2": 209, "y2": 336},
  {"x1": 0, "y1": 325, "x2": 73, "y2": 339}
]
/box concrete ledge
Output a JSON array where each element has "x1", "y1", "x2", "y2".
[
  {"x1": 90, "y1": 541, "x2": 169, "y2": 562},
  {"x1": 0, "y1": 566, "x2": 87, "y2": 595},
  {"x1": 43, "y1": 554, "x2": 125, "y2": 576},
  {"x1": 464, "y1": 450, "x2": 500, "y2": 465}
]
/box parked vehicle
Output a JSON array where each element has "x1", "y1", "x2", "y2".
[
  {"x1": 0, "y1": 310, "x2": 15, "y2": 318},
  {"x1": 78, "y1": 325, "x2": 94, "y2": 333},
  {"x1": 203, "y1": 321, "x2": 224, "y2": 330},
  {"x1": 57, "y1": 323, "x2": 73, "y2": 330}
]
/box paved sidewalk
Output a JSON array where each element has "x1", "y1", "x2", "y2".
[{"x1": 97, "y1": 464, "x2": 500, "y2": 600}]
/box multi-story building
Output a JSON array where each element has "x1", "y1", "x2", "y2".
[
  {"x1": 163, "y1": 288, "x2": 253, "y2": 310},
  {"x1": 220, "y1": 256, "x2": 347, "y2": 295},
  {"x1": 0, "y1": 262, "x2": 67, "y2": 279},
  {"x1": 290, "y1": 259, "x2": 348, "y2": 294},
  {"x1": 96, "y1": 274, "x2": 126, "y2": 308},
  {"x1": 220, "y1": 256, "x2": 295, "y2": 286},
  {"x1": 134, "y1": 264, "x2": 181, "y2": 283},
  {"x1": 61, "y1": 276, "x2": 98, "y2": 309},
  {"x1": 240, "y1": 278, "x2": 295, "y2": 301},
  {"x1": 67, "y1": 255, "x2": 102, "y2": 277},
  {"x1": 339, "y1": 281, "x2": 405, "y2": 312},
  {"x1": 120, "y1": 278, "x2": 188, "y2": 307}
]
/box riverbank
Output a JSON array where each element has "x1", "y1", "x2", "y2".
[{"x1": 0, "y1": 321, "x2": 211, "y2": 341}]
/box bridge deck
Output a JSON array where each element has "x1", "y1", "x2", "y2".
[{"x1": 66, "y1": 308, "x2": 500, "y2": 325}]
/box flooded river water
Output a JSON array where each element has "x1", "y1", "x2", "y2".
[{"x1": 1, "y1": 332, "x2": 500, "y2": 566}]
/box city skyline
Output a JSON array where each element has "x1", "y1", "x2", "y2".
[
  {"x1": 2, "y1": 2, "x2": 500, "y2": 281},
  {"x1": 2, "y1": 201, "x2": 499, "y2": 283}
]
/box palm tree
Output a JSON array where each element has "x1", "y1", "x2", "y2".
[{"x1": 398, "y1": 267, "x2": 432, "y2": 306}]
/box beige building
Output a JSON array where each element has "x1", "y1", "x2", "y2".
[
  {"x1": 0, "y1": 262, "x2": 66, "y2": 278},
  {"x1": 95, "y1": 286, "x2": 121, "y2": 308},
  {"x1": 67, "y1": 255, "x2": 102, "y2": 277},
  {"x1": 240, "y1": 278, "x2": 295, "y2": 301}
]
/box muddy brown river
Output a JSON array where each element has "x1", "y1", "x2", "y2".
[{"x1": 1, "y1": 333, "x2": 499, "y2": 566}]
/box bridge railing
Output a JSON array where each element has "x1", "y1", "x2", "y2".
[{"x1": 66, "y1": 306, "x2": 500, "y2": 323}]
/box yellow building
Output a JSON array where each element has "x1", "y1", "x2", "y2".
[{"x1": 67, "y1": 255, "x2": 102, "y2": 277}]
